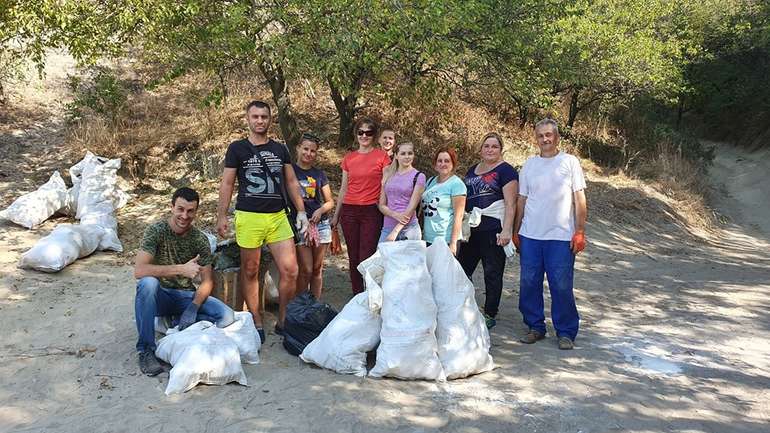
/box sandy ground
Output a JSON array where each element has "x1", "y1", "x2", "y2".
[{"x1": 1, "y1": 63, "x2": 769, "y2": 432}]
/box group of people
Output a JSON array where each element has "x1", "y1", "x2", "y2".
[{"x1": 132, "y1": 100, "x2": 588, "y2": 376}]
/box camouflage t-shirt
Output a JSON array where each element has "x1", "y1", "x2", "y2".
[{"x1": 139, "y1": 220, "x2": 213, "y2": 290}]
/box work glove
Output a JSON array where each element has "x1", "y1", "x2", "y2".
[
  {"x1": 178, "y1": 302, "x2": 200, "y2": 331},
  {"x1": 571, "y1": 230, "x2": 586, "y2": 254},
  {"x1": 296, "y1": 211, "x2": 309, "y2": 236}
]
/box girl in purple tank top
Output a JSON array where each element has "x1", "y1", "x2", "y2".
[{"x1": 377, "y1": 142, "x2": 426, "y2": 243}]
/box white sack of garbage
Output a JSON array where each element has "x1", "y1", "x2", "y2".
[
  {"x1": 19, "y1": 224, "x2": 105, "y2": 272},
  {"x1": 74, "y1": 152, "x2": 127, "y2": 252},
  {"x1": 156, "y1": 321, "x2": 247, "y2": 395},
  {"x1": 0, "y1": 171, "x2": 68, "y2": 228},
  {"x1": 426, "y1": 240, "x2": 495, "y2": 379},
  {"x1": 156, "y1": 312, "x2": 260, "y2": 365},
  {"x1": 300, "y1": 292, "x2": 382, "y2": 376},
  {"x1": 369, "y1": 241, "x2": 445, "y2": 381},
  {"x1": 221, "y1": 312, "x2": 261, "y2": 365}
]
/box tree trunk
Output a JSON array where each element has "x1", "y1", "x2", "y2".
[
  {"x1": 259, "y1": 61, "x2": 301, "y2": 150},
  {"x1": 567, "y1": 88, "x2": 581, "y2": 129},
  {"x1": 329, "y1": 80, "x2": 357, "y2": 149},
  {"x1": 676, "y1": 93, "x2": 685, "y2": 130}
]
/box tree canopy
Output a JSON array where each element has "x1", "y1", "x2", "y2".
[{"x1": 2, "y1": 0, "x2": 767, "y2": 150}]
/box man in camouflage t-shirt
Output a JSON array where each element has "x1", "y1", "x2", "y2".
[{"x1": 133, "y1": 187, "x2": 235, "y2": 376}]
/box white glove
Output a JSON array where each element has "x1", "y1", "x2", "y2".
[{"x1": 296, "y1": 211, "x2": 309, "y2": 236}]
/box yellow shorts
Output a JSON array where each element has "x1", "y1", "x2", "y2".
[{"x1": 234, "y1": 210, "x2": 294, "y2": 248}]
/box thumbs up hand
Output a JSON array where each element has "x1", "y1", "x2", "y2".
[{"x1": 180, "y1": 254, "x2": 202, "y2": 279}]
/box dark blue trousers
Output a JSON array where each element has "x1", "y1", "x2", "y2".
[{"x1": 518, "y1": 235, "x2": 580, "y2": 340}]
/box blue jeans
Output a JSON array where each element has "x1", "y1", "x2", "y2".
[
  {"x1": 518, "y1": 235, "x2": 579, "y2": 340},
  {"x1": 134, "y1": 277, "x2": 235, "y2": 352},
  {"x1": 378, "y1": 223, "x2": 422, "y2": 243}
]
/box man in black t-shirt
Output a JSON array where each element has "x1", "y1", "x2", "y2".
[{"x1": 217, "y1": 100, "x2": 308, "y2": 342}]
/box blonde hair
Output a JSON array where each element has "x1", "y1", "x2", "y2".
[
  {"x1": 383, "y1": 141, "x2": 415, "y2": 183},
  {"x1": 480, "y1": 132, "x2": 504, "y2": 149}
]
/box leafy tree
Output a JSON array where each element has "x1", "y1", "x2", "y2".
[
  {"x1": 547, "y1": 0, "x2": 697, "y2": 129},
  {"x1": 274, "y1": 0, "x2": 477, "y2": 146}
]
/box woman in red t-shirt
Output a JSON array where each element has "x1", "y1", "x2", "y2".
[{"x1": 331, "y1": 117, "x2": 391, "y2": 294}]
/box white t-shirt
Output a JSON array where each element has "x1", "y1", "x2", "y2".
[{"x1": 518, "y1": 152, "x2": 586, "y2": 241}]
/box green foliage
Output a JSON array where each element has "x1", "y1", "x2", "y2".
[
  {"x1": 682, "y1": 0, "x2": 770, "y2": 146},
  {"x1": 65, "y1": 66, "x2": 129, "y2": 124},
  {"x1": 5, "y1": 0, "x2": 768, "y2": 158}
]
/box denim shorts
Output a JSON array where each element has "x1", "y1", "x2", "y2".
[{"x1": 298, "y1": 219, "x2": 332, "y2": 246}]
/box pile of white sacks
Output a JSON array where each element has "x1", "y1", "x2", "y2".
[
  {"x1": 0, "y1": 152, "x2": 129, "y2": 272},
  {"x1": 301, "y1": 240, "x2": 495, "y2": 381},
  {"x1": 154, "y1": 312, "x2": 261, "y2": 395}
]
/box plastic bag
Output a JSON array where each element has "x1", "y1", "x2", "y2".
[
  {"x1": 369, "y1": 241, "x2": 445, "y2": 381},
  {"x1": 0, "y1": 171, "x2": 67, "y2": 228},
  {"x1": 19, "y1": 224, "x2": 105, "y2": 272},
  {"x1": 426, "y1": 240, "x2": 494, "y2": 379},
  {"x1": 300, "y1": 292, "x2": 381, "y2": 376},
  {"x1": 282, "y1": 292, "x2": 338, "y2": 356},
  {"x1": 156, "y1": 321, "x2": 247, "y2": 395}
]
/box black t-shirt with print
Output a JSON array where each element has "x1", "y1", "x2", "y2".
[
  {"x1": 292, "y1": 163, "x2": 329, "y2": 221},
  {"x1": 224, "y1": 138, "x2": 292, "y2": 213}
]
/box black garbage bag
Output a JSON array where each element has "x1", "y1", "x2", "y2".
[{"x1": 282, "y1": 292, "x2": 338, "y2": 356}]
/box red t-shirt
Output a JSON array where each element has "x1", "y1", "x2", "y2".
[{"x1": 341, "y1": 148, "x2": 391, "y2": 205}]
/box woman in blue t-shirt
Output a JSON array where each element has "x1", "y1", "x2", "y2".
[
  {"x1": 457, "y1": 132, "x2": 519, "y2": 329},
  {"x1": 421, "y1": 147, "x2": 466, "y2": 255},
  {"x1": 292, "y1": 133, "x2": 335, "y2": 300}
]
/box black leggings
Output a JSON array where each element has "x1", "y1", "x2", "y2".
[{"x1": 457, "y1": 229, "x2": 507, "y2": 317}]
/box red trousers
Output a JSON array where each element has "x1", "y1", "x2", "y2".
[{"x1": 340, "y1": 203, "x2": 383, "y2": 294}]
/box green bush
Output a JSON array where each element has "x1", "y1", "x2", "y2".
[{"x1": 66, "y1": 66, "x2": 129, "y2": 124}]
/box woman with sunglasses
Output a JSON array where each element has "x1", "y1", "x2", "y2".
[
  {"x1": 378, "y1": 142, "x2": 426, "y2": 243},
  {"x1": 457, "y1": 132, "x2": 518, "y2": 329},
  {"x1": 293, "y1": 133, "x2": 334, "y2": 300},
  {"x1": 421, "y1": 147, "x2": 466, "y2": 255},
  {"x1": 331, "y1": 118, "x2": 391, "y2": 294}
]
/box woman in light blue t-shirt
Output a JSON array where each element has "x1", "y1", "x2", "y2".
[{"x1": 420, "y1": 147, "x2": 466, "y2": 255}]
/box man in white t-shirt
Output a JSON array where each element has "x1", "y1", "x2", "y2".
[{"x1": 512, "y1": 118, "x2": 587, "y2": 350}]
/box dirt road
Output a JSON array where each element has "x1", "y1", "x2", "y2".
[{"x1": 1, "y1": 77, "x2": 768, "y2": 431}]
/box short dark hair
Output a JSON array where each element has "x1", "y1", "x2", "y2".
[
  {"x1": 353, "y1": 117, "x2": 378, "y2": 139},
  {"x1": 245, "y1": 100, "x2": 272, "y2": 116},
  {"x1": 171, "y1": 187, "x2": 200, "y2": 207},
  {"x1": 379, "y1": 126, "x2": 395, "y2": 137}
]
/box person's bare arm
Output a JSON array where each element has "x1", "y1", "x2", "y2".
[
  {"x1": 449, "y1": 194, "x2": 466, "y2": 255},
  {"x1": 331, "y1": 171, "x2": 349, "y2": 228},
  {"x1": 311, "y1": 184, "x2": 335, "y2": 223},
  {"x1": 134, "y1": 251, "x2": 200, "y2": 280},
  {"x1": 192, "y1": 265, "x2": 214, "y2": 305},
  {"x1": 497, "y1": 180, "x2": 518, "y2": 245},
  {"x1": 283, "y1": 163, "x2": 306, "y2": 213},
  {"x1": 573, "y1": 189, "x2": 587, "y2": 232},
  {"x1": 512, "y1": 194, "x2": 527, "y2": 252},
  {"x1": 377, "y1": 180, "x2": 391, "y2": 216},
  {"x1": 216, "y1": 167, "x2": 237, "y2": 238},
  {"x1": 513, "y1": 195, "x2": 527, "y2": 237}
]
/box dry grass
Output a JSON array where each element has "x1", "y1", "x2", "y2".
[
  {"x1": 59, "y1": 65, "x2": 717, "y2": 246},
  {"x1": 634, "y1": 145, "x2": 717, "y2": 234}
]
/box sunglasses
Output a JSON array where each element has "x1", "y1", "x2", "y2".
[{"x1": 357, "y1": 129, "x2": 375, "y2": 137}]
